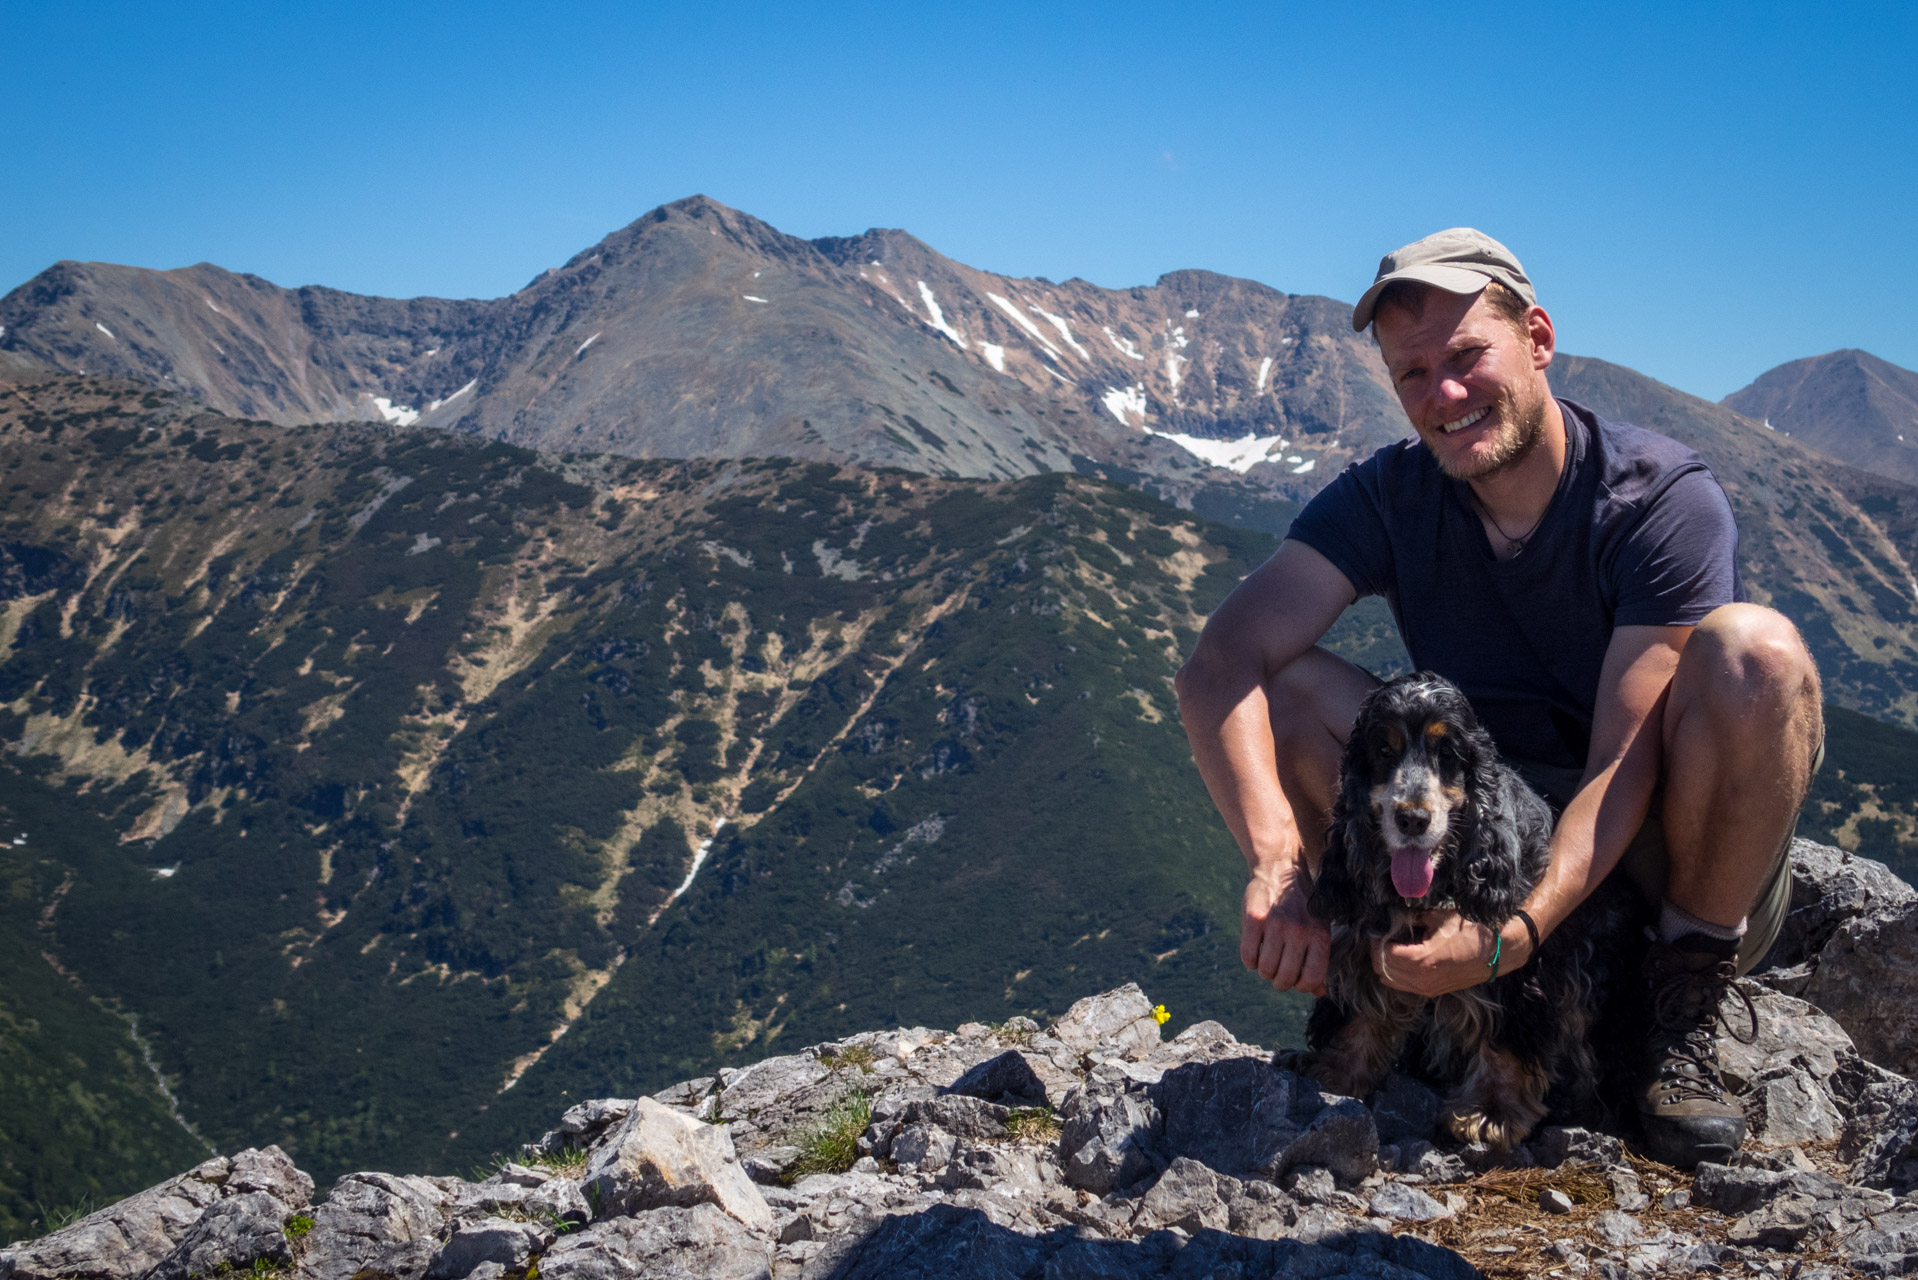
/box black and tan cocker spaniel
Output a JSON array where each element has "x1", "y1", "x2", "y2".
[{"x1": 1303, "y1": 672, "x2": 1632, "y2": 1151}]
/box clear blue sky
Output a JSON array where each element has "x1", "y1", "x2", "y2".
[{"x1": 2, "y1": 1, "x2": 1912, "y2": 401}]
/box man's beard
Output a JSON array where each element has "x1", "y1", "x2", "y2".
[{"x1": 1431, "y1": 388, "x2": 1549, "y2": 481}]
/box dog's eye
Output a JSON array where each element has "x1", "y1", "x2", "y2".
[{"x1": 1374, "y1": 742, "x2": 1394, "y2": 759}]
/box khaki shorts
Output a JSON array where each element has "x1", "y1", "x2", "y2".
[{"x1": 1508, "y1": 743, "x2": 1821, "y2": 976}]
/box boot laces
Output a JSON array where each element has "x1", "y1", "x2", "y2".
[{"x1": 1646, "y1": 956, "x2": 1759, "y2": 1103}]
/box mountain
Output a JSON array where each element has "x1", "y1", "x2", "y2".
[
  {"x1": 1724, "y1": 349, "x2": 1918, "y2": 487},
  {"x1": 0, "y1": 196, "x2": 1402, "y2": 508}
]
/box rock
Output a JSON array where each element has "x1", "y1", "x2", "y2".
[
  {"x1": 535, "y1": 1204, "x2": 772, "y2": 1280},
  {"x1": 535, "y1": 1097, "x2": 636, "y2": 1154},
  {"x1": 1748, "y1": 1063, "x2": 1846, "y2": 1146},
  {"x1": 582, "y1": 1097, "x2": 773, "y2": 1233},
  {"x1": 427, "y1": 1218, "x2": 547, "y2": 1280},
  {"x1": 890, "y1": 1125, "x2": 957, "y2": 1175},
  {"x1": 1806, "y1": 896, "x2": 1918, "y2": 1078},
  {"x1": 1130, "y1": 1157, "x2": 1232, "y2": 1234},
  {"x1": 1537, "y1": 1125, "x2": 1624, "y2": 1168},
  {"x1": 1223, "y1": 1179, "x2": 1298, "y2": 1239},
  {"x1": 1281, "y1": 1165, "x2": 1337, "y2": 1204},
  {"x1": 1049, "y1": 984, "x2": 1161, "y2": 1060},
  {"x1": 148, "y1": 1192, "x2": 297, "y2": 1280},
  {"x1": 1592, "y1": 1210, "x2": 1642, "y2": 1247},
  {"x1": 1719, "y1": 984, "x2": 1858, "y2": 1090},
  {"x1": 1058, "y1": 1085, "x2": 1163, "y2": 1194},
  {"x1": 1691, "y1": 1161, "x2": 1847, "y2": 1214},
  {"x1": 1607, "y1": 1169, "x2": 1649, "y2": 1213},
  {"x1": 1728, "y1": 1193, "x2": 1822, "y2": 1249},
  {"x1": 934, "y1": 1146, "x2": 1047, "y2": 1193},
  {"x1": 1844, "y1": 1078, "x2": 1918, "y2": 1191},
  {"x1": 1759, "y1": 840, "x2": 1916, "y2": 974},
  {"x1": 1541, "y1": 1188, "x2": 1576, "y2": 1214},
  {"x1": 1369, "y1": 1182, "x2": 1452, "y2": 1221},
  {"x1": 299, "y1": 1173, "x2": 452, "y2": 1280},
  {"x1": 942, "y1": 1049, "x2": 1052, "y2": 1108},
  {"x1": 1371, "y1": 1072, "x2": 1441, "y2": 1144},
  {"x1": 1153, "y1": 1056, "x2": 1378, "y2": 1185},
  {"x1": 1, "y1": 1150, "x2": 310, "y2": 1280}
]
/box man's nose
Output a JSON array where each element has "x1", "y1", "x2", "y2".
[{"x1": 1393, "y1": 803, "x2": 1431, "y2": 836}]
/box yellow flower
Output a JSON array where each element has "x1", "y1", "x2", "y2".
[{"x1": 1152, "y1": 1004, "x2": 1170, "y2": 1026}]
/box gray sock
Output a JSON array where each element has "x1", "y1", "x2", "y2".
[{"x1": 1658, "y1": 899, "x2": 1746, "y2": 944}]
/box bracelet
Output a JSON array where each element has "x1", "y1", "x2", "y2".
[
  {"x1": 1486, "y1": 931, "x2": 1503, "y2": 981},
  {"x1": 1513, "y1": 908, "x2": 1542, "y2": 960}
]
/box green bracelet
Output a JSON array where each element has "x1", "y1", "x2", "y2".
[{"x1": 1486, "y1": 931, "x2": 1503, "y2": 981}]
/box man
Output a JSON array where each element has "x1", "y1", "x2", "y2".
[{"x1": 1174, "y1": 228, "x2": 1824, "y2": 1169}]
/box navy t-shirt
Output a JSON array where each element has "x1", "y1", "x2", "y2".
[{"x1": 1286, "y1": 398, "x2": 1742, "y2": 770}]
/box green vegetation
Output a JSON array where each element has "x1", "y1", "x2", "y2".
[
  {"x1": 821, "y1": 1044, "x2": 877, "y2": 1074},
  {"x1": 784, "y1": 1092, "x2": 872, "y2": 1181},
  {"x1": 283, "y1": 1213, "x2": 315, "y2": 1239},
  {"x1": 1003, "y1": 1106, "x2": 1061, "y2": 1143},
  {"x1": 521, "y1": 1147, "x2": 589, "y2": 1175}
]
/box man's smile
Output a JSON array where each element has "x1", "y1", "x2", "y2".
[{"x1": 1439, "y1": 406, "x2": 1489, "y2": 434}]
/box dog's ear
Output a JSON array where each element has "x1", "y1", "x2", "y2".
[
  {"x1": 1308, "y1": 730, "x2": 1377, "y2": 925},
  {"x1": 1455, "y1": 728, "x2": 1528, "y2": 922}
]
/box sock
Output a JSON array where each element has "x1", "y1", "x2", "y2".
[{"x1": 1659, "y1": 900, "x2": 1745, "y2": 955}]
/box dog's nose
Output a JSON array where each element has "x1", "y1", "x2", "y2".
[{"x1": 1393, "y1": 804, "x2": 1431, "y2": 837}]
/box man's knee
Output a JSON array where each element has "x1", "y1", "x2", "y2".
[{"x1": 1677, "y1": 604, "x2": 1821, "y2": 725}]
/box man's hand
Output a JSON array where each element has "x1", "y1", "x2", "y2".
[
  {"x1": 1241, "y1": 866, "x2": 1330, "y2": 996},
  {"x1": 1377, "y1": 909, "x2": 1505, "y2": 998}
]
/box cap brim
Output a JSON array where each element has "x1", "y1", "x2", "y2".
[{"x1": 1350, "y1": 264, "x2": 1496, "y2": 332}]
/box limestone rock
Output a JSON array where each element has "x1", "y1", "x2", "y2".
[
  {"x1": 299, "y1": 1173, "x2": 452, "y2": 1280},
  {"x1": 1130, "y1": 1157, "x2": 1233, "y2": 1234},
  {"x1": 1048, "y1": 983, "x2": 1162, "y2": 1060},
  {"x1": 2, "y1": 1149, "x2": 309, "y2": 1280},
  {"x1": 1762, "y1": 839, "x2": 1916, "y2": 971},
  {"x1": 1369, "y1": 1182, "x2": 1452, "y2": 1222},
  {"x1": 943, "y1": 1049, "x2": 1050, "y2": 1108},
  {"x1": 1371, "y1": 1071, "x2": 1441, "y2": 1145},
  {"x1": 1057, "y1": 1084, "x2": 1162, "y2": 1195},
  {"x1": 535, "y1": 1205, "x2": 771, "y2": 1280},
  {"x1": 148, "y1": 1192, "x2": 297, "y2": 1280},
  {"x1": 1747, "y1": 1063, "x2": 1846, "y2": 1146},
  {"x1": 1805, "y1": 895, "x2": 1918, "y2": 1078},
  {"x1": 427, "y1": 1218, "x2": 549, "y2": 1280},
  {"x1": 582, "y1": 1097, "x2": 773, "y2": 1234},
  {"x1": 534, "y1": 1097, "x2": 637, "y2": 1155},
  {"x1": 1844, "y1": 1078, "x2": 1918, "y2": 1191},
  {"x1": 1718, "y1": 983, "x2": 1857, "y2": 1087},
  {"x1": 1153, "y1": 1055, "x2": 1378, "y2": 1185}
]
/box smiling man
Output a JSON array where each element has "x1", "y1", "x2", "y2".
[{"x1": 1174, "y1": 228, "x2": 1825, "y2": 1168}]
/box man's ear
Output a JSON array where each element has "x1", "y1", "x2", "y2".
[{"x1": 1527, "y1": 305, "x2": 1556, "y2": 371}]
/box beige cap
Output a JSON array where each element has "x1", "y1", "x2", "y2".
[{"x1": 1351, "y1": 227, "x2": 1536, "y2": 332}]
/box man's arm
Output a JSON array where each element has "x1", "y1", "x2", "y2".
[
  {"x1": 1175, "y1": 539, "x2": 1357, "y2": 996},
  {"x1": 1378, "y1": 624, "x2": 1687, "y2": 995}
]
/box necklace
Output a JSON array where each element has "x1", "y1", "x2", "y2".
[{"x1": 1473, "y1": 493, "x2": 1548, "y2": 558}]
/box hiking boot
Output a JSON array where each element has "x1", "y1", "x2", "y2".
[{"x1": 1634, "y1": 935, "x2": 1758, "y2": 1169}]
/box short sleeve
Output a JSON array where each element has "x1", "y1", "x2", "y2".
[
  {"x1": 1285, "y1": 458, "x2": 1396, "y2": 600},
  {"x1": 1610, "y1": 469, "x2": 1743, "y2": 627}
]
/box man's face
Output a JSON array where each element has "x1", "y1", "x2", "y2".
[{"x1": 1373, "y1": 289, "x2": 1555, "y2": 482}]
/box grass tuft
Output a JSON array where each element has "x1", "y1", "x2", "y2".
[
  {"x1": 1003, "y1": 1106, "x2": 1061, "y2": 1143},
  {"x1": 283, "y1": 1213, "x2": 315, "y2": 1239},
  {"x1": 784, "y1": 1091, "x2": 873, "y2": 1182},
  {"x1": 522, "y1": 1146, "x2": 590, "y2": 1173},
  {"x1": 821, "y1": 1044, "x2": 877, "y2": 1073}
]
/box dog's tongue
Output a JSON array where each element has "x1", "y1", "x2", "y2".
[{"x1": 1391, "y1": 848, "x2": 1437, "y2": 899}]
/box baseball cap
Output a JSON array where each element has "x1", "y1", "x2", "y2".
[{"x1": 1350, "y1": 228, "x2": 1536, "y2": 332}]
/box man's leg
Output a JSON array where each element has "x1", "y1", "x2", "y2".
[
  {"x1": 1264, "y1": 646, "x2": 1380, "y2": 874},
  {"x1": 1638, "y1": 603, "x2": 1822, "y2": 1167}
]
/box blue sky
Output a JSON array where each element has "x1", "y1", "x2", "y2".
[{"x1": 2, "y1": 1, "x2": 1911, "y2": 400}]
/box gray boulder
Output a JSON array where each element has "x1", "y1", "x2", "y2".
[
  {"x1": 582, "y1": 1097, "x2": 773, "y2": 1234},
  {"x1": 1048, "y1": 984, "x2": 1161, "y2": 1061},
  {"x1": 1371, "y1": 1072, "x2": 1441, "y2": 1145},
  {"x1": 2, "y1": 1148, "x2": 310, "y2": 1280},
  {"x1": 533, "y1": 1098, "x2": 636, "y2": 1155},
  {"x1": 1129, "y1": 1157, "x2": 1234, "y2": 1234},
  {"x1": 1153, "y1": 1055, "x2": 1378, "y2": 1185},
  {"x1": 1718, "y1": 984, "x2": 1857, "y2": 1088},
  {"x1": 1761, "y1": 840, "x2": 1916, "y2": 974},
  {"x1": 1844, "y1": 1078, "x2": 1918, "y2": 1191},
  {"x1": 1368, "y1": 1182, "x2": 1452, "y2": 1222},
  {"x1": 1057, "y1": 1085, "x2": 1162, "y2": 1195},
  {"x1": 1746, "y1": 1063, "x2": 1846, "y2": 1146},
  {"x1": 426, "y1": 1219, "x2": 550, "y2": 1280},
  {"x1": 1805, "y1": 895, "x2": 1918, "y2": 1078},
  {"x1": 943, "y1": 1050, "x2": 1050, "y2": 1108},
  {"x1": 148, "y1": 1193, "x2": 298, "y2": 1280},
  {"x1": 536, "y1": 1205, "x2": 771, "y2": 1280},
  {"x1": 297, "y1": 1173, "x2": 452, "y2": 1280}
]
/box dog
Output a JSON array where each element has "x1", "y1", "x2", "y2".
[{"x1": 1302, "y1": 672, "x2": 1631, "y2": 1150}]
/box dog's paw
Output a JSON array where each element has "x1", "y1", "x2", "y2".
[{"x1": 1443, "y1": 1106, "x2": 1534, "y2": 1153}]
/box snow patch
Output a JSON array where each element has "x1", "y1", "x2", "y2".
[
  {"x1": 981, "y1": 343, "x2": 1006, "y2": 373},
  {"x1": 1102, "y1": 384, "x2": 1148, "y2": 425},
  {"x1": 204, "y1": 297, "x2": 224, "y2": 316},
  {"x1": 154, "y1": 865, "x2": 179, "y2": 879},
  {"x1": 916, "y1": 281, "x2": 968, "y2": 350},
  {"x1": 1148, "y1": 430, "x2": 1284, "y2": 474},
  {"x1": 1185, "y1": 309, "x2": 1201, "y2": 318},
  {"x1": 1165, "y1": 353, "x2": 1185, "y2": 391},
  {"x1": 426, "y1": 380, "x2": 477, "y2": 412},
  {"x1": 1291, "y1": 458, "x2": 1317, "y2": 474},
  {"x1": 372, "y1": 397, "x2": 421, "y2": 427},
  {"x1": 1102, "y1": 327, "x2": 1145, "y2": 360},
  {"x1": 575, "y1": 332, "x2": 602, "y2": 357},
  {"x1": 742, "y1": 295, "x2": 769, "y2": 303},
  {"x1": 1029, "y1": 305, "x2": 1089, "y2": 359},
  {"x1": 988, "y1": 293, "x2": 1061, "y2": 360},
  {"x1": 95, "y1": 322, "x2": 116, "y2": 340},
  {"x1": 1169, "y1": 324, "x2": 1189, "y2": 349},
  {"x1": 667, "y1": 820, "x2": 728, "y2": 905},
  {"x1": 1257, "y1": 356, "x2": 1273, "y2": 394}
]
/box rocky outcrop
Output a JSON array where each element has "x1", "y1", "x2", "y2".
[{"x1": 12, "y1": 842, "x2": 1918, "y2": 1279}]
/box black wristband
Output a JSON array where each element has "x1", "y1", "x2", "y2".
[{"x1": 1513, "y1": 908, "x2": 1542, "y2": 960}]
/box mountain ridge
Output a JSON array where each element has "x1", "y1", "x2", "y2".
[{"x1": 1724, "y1": 348, "x2": 1918, "y2": 488}]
